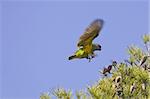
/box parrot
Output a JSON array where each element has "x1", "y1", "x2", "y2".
[
  {"x1": 68, "y1": 44, "x2": 101, "y2": 60},
  {"x1": 68, "y1": 19, "x2": 104, "y2": 61}
]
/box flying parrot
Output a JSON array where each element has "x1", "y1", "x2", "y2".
[{"x1": 68, "y1": 19, "x2": 104, "y2": 61}]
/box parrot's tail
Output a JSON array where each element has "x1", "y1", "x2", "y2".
[{"x1": 68, "y1": 55, "x2": 76, "y2": 60}]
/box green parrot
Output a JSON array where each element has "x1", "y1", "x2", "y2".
[
  {"x1": 68, "y1": 44, "x2": 101, "y2": 60},
  {"x1": 68, "y1": 19, "x2": 104, "y2": 61}
]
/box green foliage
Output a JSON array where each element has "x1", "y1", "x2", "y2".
[
  {"x1": 76, "y1": 90, "x2": 90, "y2": 99},
  {"x1": 88, "y1": 78, "x2": 116, "y2": 99},
  {"x1": 143, "y1": 34, "x2": 150, "y2": 44},
  {"x1": 40, "y1": 93, "x2": 51, "y2": 99},
  {"x1": 40, "y1": 34, "x2": 150, "y2": 99},
  {"x1": 52, "y1": 88, "x2": 72, "y2": 99}
]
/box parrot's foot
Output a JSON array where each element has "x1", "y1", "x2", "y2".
[
  {"x1": 88, "y1": 55, "x2": 93, "y2": 62},
  {"x1": 87, "y1": 54, "x2": 97, "y2": 62},
  {"x1": 86, "y1": 56, "x2": 91, "y2": 62}
]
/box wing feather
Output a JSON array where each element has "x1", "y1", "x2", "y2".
[{"x1": 77, "y1": 19, "x2": 104, "y2": 47}]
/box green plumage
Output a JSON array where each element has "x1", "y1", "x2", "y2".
[
  {"x1": 68, "y1": 19, "x2": 104, "y2": 61},
  {"x1": 68, "y1": 44, "x2": 101, "y2": 61}
]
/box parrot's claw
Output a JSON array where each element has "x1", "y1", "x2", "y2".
[
  {"x1": 88, "y1": 55, "x2": 93, "y2": 62},
  {"x1": 88, "y1": 54, "x2": 97, "y2": 62},
  {"x1": 86, "y1": 55, "x2": 91, "y2": 62}
]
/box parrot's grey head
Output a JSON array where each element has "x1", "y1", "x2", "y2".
[{"x1": 92, "y1": 44, "x2": 101, "y2": 51}]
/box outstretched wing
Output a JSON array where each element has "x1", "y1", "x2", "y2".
[{"x1": 77, "y1": 19, "x2": 104, "y2": 47}]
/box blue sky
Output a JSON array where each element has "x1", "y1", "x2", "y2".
[{"x1": 1, "y1": 1, "x2": 149, "y2": 99}]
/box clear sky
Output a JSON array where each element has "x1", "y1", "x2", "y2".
[{"x1": 1, "y1": 0, "x2": 149, "y2": 99}]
